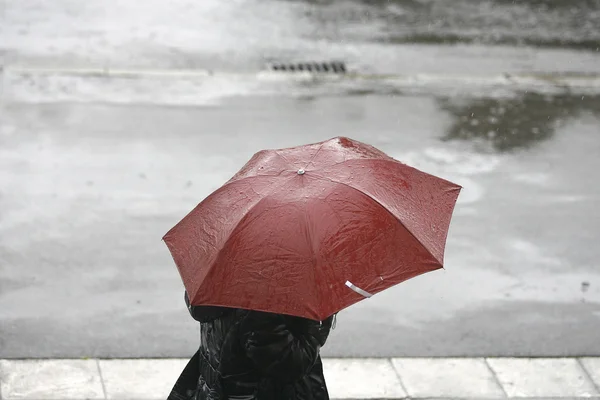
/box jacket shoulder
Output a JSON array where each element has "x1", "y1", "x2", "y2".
[{"x1": 185, "y1": 291, "x2": 236, "y2": 323}]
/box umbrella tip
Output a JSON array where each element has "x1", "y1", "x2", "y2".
[{"x1": 297, "y1": 169, "x2": 305, "y2": 175}]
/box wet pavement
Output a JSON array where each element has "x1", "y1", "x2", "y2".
[
  {"x1": 1, "y1": 0, "x2": 600, "y2": 358},
  {"x1": 300, "y1": 0, "x2": 600, "y2": 50},
  {"x1": 2, "y1": 0, "x2": 600, "y2": 72}
]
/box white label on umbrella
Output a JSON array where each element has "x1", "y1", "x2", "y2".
[{"x1": 345, "y1": 281, "x2": 373, "y2": 298}]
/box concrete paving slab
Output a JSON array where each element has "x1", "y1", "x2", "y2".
[
  {"x1": 581, "y1": 358, "x2": 600, "y2": 392},
  {"x1": 391, "y1": 358, "x2": 506, "y2": 398},
  {"x1": 487, "y1": 358, "x2": 599, "y2": 398},
  {"x1": 323, "y1": 358, "x2": 406, "y2": 399},
  {"x1": 0, "y1": 360, "x2": 104, "y2": 400},
  {"x1": 2, "y1": 358, "x2": 600, "y2": 399},
  {"x1": 98, "y1": 359, "x2": 187, "y2": 399}
]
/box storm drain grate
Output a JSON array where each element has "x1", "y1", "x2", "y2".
[{"x1": 265, "y1": 61, "x2": 347, "y2": 74}]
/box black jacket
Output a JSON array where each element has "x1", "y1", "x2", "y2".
[{"x1": 168, "y1": 293, "x2": 333, "y2": 400}]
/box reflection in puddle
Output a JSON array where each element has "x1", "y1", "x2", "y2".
[{"x1": 438, "y1": 93, "x2": 600, "y2": 152}]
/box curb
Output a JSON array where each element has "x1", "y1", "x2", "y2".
[
  {"x1": 3, "y1": 66, "x2": 600, "y2": 107},
  {"x1": 1, "y1": 357, "x2": 600, "y2": 399}
]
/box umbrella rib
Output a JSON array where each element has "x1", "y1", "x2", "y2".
[
  {"x1": 308, "y1": 156, "x2": 389, "y2": 173},
  {"x1": 302, "y1": 141, "x2": 327, "y2": 171},
  {"x1": 273, "y1": 150, "x2": 293, "y2": 167},
  {"x1": 301, "y1": 196, "x2": 324, "y2": 321},
  {"x1": 223, "y1": 168, "x2": 294, "y2": 187},
  {"x1": 311, "y1": 174, "x2": 443, "y2": 266}
]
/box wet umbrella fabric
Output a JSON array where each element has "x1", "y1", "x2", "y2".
[{"x1": 163, "y1": 137, "x2": 461, "y2": 320}]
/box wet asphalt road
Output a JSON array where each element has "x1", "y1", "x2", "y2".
[{"x1": 1, "y1": 0, "x2": 600, "y2": 358}]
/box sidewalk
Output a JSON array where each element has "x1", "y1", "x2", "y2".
[{"x1": 1, "y1": 357, "x2": 600, "y2": 399}]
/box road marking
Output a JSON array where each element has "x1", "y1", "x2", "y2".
[{"x1": 4, "y1": 65, "x2": 600, "y2": 89}]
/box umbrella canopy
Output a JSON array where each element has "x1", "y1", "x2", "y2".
[{"x1": 164, "y1": 137, "x2": 461, "y2": 320}]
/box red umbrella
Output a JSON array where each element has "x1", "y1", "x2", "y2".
[{"x1": 164, "y1": 137, "x2": 461, "y2": 320}]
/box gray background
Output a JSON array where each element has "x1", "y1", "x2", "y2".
[{"x1": 1, "y1": 0, "x2": 599, "y2": 358}]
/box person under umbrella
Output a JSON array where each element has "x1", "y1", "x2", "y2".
[
  {"x1": 165, "y1": 137, "x2": 461, "y2": 400},
  {"x1": 168, "y1": 293, "x2": 334, "y2": 400}
]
